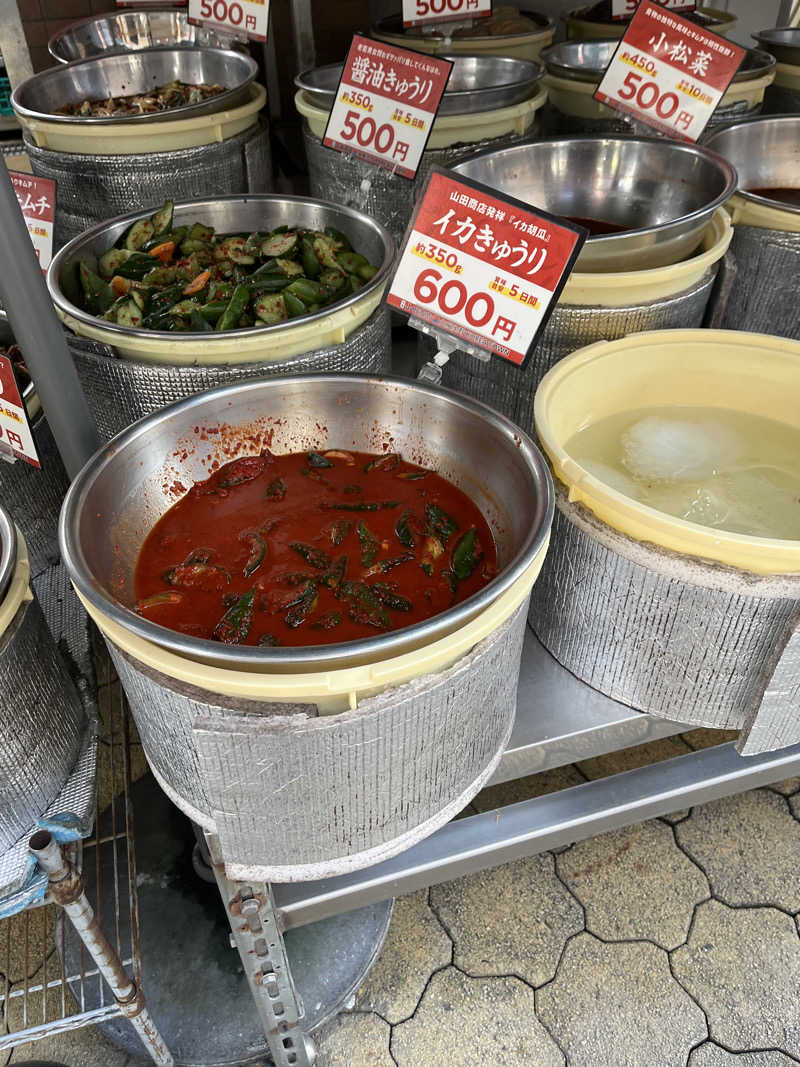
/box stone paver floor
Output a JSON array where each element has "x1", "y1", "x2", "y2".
[{"x1": 4, "y1": 735, "x2": 800, "y2": 1067}]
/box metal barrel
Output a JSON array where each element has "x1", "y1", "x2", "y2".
[
  {"x1": 0, "y1": 519, "x2": 88, "y2": 854},
  {"x1": 704, "y1": 116, "x2": 800, "y2": 341},
  {"x1": 67, "y1": 305, "x2": 392, "y2": 442}
]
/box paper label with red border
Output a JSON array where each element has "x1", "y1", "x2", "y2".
[
  {"x1": 594, "y1": 0, "x2": 745, "y2": 141},
  {"x1": 9, "y1": 172, "x2": 55, "y2": 275},
  {"x1": 0, "y1": 357, "x2": 39, "y2": 468},
  {"x1": 322, "y1": 36, "x2": 453, "y2": 180},
  {"x1": 188, "y1": 0, "x2": 267, "y2": 41},
  {"x1": 387, "y1": 169, "x2": 586, "y2": 368},
  {"x1": 611, "y1": 0, "x2": 695, "y2": 19},
  {"x1": 402, "y1": 0, "x2": 491, "y2": 29}
]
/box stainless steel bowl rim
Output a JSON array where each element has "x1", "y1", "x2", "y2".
[
  {"x1": 704, "y1": 115, "x2": 800, "y2": 217},
  {"x1": 373, "y1": 11, "x2": 554, "y2": 40},
  {"x1": 47, "y1": 194, "x2": 396, "y2": 345},
  {"x1": 540, "y1": 40, "x2": 773, "y2": 82},
  {"x1": 0, "y1": 501, "x2": 18, "y2": 606},
  {"x1": 59, "y1": 373, "x2": 555, "y2": 668},
  {"x1": 295, "y1": 54, "x2": 544, "y2": 116},
  {"x1": 451, "y1": 134, "x2": 738, "y2": 247},
  {"x1": 11, "y1": 46, "x2": 258, "y2": 126},
  {"x1": 750, "y1": 27, "x2": 800, "y2": 64},
  {"x1": 47, "y1": 9, "x2": 236, "y2": 63},
  {"x1": 563, "y1": 3, "x2": 725, "y2": 26}
]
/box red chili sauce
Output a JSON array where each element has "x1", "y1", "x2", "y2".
[
  {"x1": 745, "y1": 187, "x2": 800, "y2": 209},
  {"x1": 134, "y1": 449, "x2": 497, "y2": 648},
  {"x1": 563, "y1": 216, "x2": 628, "y2": 236}
]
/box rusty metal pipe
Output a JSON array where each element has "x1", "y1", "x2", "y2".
[{"x1": 29, "y1": 831, "x2": 173, "y2": 1066}]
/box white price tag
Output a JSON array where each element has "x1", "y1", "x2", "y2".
[
  {"x1": 595, "y1": 0, "x2": 745, "y2": 141},
  {"x1": 402, "y1": 0, "x2": 491, "y2": 29},
  {"x1": 9, "y1": 172, "x2": 55, "y2": 274},
  {"x1": 323, "y1": 36, "x2": 453, "y2": 180},
  {"x1": 387, "y1": 169, "x2": 586, "y2": 367},
  {"x1": 0, "y1": 356, "x2": 39, "y2": 468},
  {"x1": 188, "y1": 0, "x2": 268, "y2": 41},
  {"x1": 611, "y1": 0, "x2": 695, "y2": 18}
]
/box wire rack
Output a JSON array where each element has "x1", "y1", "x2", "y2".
[{"x1": 0, "y1": 651, "x2": 144, "y2": 1053}]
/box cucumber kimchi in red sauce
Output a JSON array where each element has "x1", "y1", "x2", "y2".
[{"x1": 134, "y1": 448, "x2": 497, "y2": 648}]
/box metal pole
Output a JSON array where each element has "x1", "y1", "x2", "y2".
[
  {"x1": 0, "y1": 164, "x2": 101, "y2": 477},
  {"x1": 204, "y1": 831, "x2": 316, "y2": 1067},
  {"x1": 29, "y1": 831, "x2": 174, "y2": 1067},
  {"x1": 0, "y1": 0, "x2": 33, "y2": 89},
  {"x1": 289, "y1": 0, "x2": 316, "y2": 73}
]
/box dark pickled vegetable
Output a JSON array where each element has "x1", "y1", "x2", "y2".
[
  {"x1": 356, "y1": 521, "x2": 379, "y2": 567},
  {"x1": 426, "y1": 503, "x2": 459, "y2": 544},
  {"x1": 290, "y1": 543, "x2": 331, "y2": 570},
  {"x1": 213, "y1": 588, "x2": 255, "y2": 644}
]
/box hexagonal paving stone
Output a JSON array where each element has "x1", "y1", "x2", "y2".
[
  {"x1": 675, "y1": 790, "x2": 800, "y2": 911},
  {"x1": 391, "y1": 967, "x2": 564, "y2": 1067},
  {"x1": 577, "y1": 736, "x2": 692, "y2": 780},
  {"x1": 6, "y1": 1020, "x2": 130, "y2": 1066},
  {"x1": 471, "y1": 764, "x2": 586, "y2": 813},
  {"x1": 768, "y1": 778, "x2": 800, "y2": 797},
  {"x1": 689, "y1": 1043, "x2": 798, "y2": 1066},
  {"x1": 355, "y1": 891, "x2": 451, "y2": 1023},
  {"x1": 315, "y1": 1011, "x2": 394, "y2": 1067},
  {"x1": 537, "y1": 933, "x2": 706, "y2": 1067},
  {"x1": 556, "y1": 820, "x2": 709, "y2": 949},
  {"x1": 661, "y1": 809, "x2": 692, "y2": 825},
  {"x1": 672, "y1": 900, "x2": 800, "y2": 1057},
  {"x1": 682, "y1": 729, "x2": 740, "y2": 750},
  {"x1": 430, "y1": 853, "x2": 583, "y2": 986}
]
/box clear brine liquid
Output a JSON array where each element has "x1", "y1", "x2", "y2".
[{"x1": 565, "y1": 407, "x2": 800, "y2": 541}]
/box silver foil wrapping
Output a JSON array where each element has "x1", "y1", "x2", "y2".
[
  {"x1": 0, "y1": 417, "x2": 70, "y2": 581},
  {"x1": 0, "y1": 591, "x2": 88, "y2": 853},
  {"x1": 707, "y1": 225, "x2": 800, "y2": 341},
  {"x1": 302, "y1": 120, "x2": 541, "y2": 251},
  {"x1": 26, "y1": 122, "x2": 272, "y2": 249},
  {"x1": 418, "y1": 270, "x2": 717, "y2": 436},
  {"x1": 105, "y1": 601, "x2": 526, "y2": 881},
  {"x1": 66, "y1": 303, "x2": 392, "y2": 441},
  {"x1": 530, "y1": 492, "x2": 800, "y2": 755}
]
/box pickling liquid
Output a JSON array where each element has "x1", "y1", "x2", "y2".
[
  {"x1": 565, "y1": 406, "x2": 800, "y2": 540},
  {"x1": 563, "y1": 215, "x2": 628, "y2": 236},
  {"x1": 745, "y1": 187, "x2": 800, "y2": 209}
]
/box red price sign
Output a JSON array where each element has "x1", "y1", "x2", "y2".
[
  {"x1": 0, "y1": 356, "x2": 39, "y2": 468},
  {"x1": 9, "y1": 172, "x2": 55, "y2": 274},
  {"x1": 188, "y1": 0, "x2": 267, "y2": 41},
  {"x1": 387, "y1": 168, "x2": 586, "y2": 368},
  {"x1": 611, "y1": 0, "x2": 695, "y2": 19},
  {"x1": 595, "y1": 0, "x2": 745, "y2": 141},
  {"x1": 323, "y1": 36, "x2": 453, "y2": 180},
  {"x1": 402, "y1": 0, "x2": 491, "y2": 29}
]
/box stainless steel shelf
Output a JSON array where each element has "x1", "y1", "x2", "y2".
[
  {"x1": 274, "y1": 630, "x2": 800, "y2": 930},
  {"x1": 493, "y1": 626, "x2": 685, "y2": 785}
]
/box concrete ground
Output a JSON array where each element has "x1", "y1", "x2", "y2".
[{"x1": 3, "y1": 729, "x2": 799, "y2": 1067}]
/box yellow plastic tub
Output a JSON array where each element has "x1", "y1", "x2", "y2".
[
  {"x1": 18, "y1": 83, "x2": 266, "y2": 155},
  {"x1": 535, "y1": 329, "x2": 800, "y2": 575},
  {"x1": 564, "y1": 4, "x2": 736, "y2": 39},
  {"x1": 295, "y1": 84, "x2": 547, "y2": 151},
  {"x1": 371, "y1": 9, "x2": 555, "y2": 62}
]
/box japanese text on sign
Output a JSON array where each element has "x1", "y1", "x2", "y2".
[
  {"x1": 611, "y1": 0, "x2": 695, "y2": 19},
  {"x1": 387, "y1": 169, "x2": 586, "y2": 367},
  {"x1": 9, "y1": 172, "x2": 55, "y2": 274},
  {"x1": 188, "y1": 0, "x2": 268, "y2": 42},
  {"x1": 323, "y1": 36, "x2": 452, "y2": 180},
  {"x1": 594, "y1": 0, "x2": 745, "y2": 141},
  {"x1": 402, "y1": 0, "x2": 491, "y2": 29},
  {"x1": 0, "y1": 356, "x2": 40, "y2": 468}
]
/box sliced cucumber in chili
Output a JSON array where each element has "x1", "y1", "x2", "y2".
[{"x1": 78, "y1": 203, "x2": 380, "y2": 333}]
